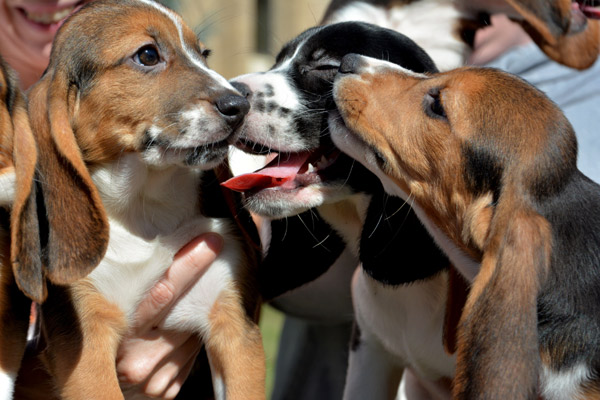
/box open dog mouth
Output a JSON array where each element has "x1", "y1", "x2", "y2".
[
  {"x1": 574, "y1": 0, "x2": 600, "y2": 19},
  {"x1": 222, "y1": 140, "x2": 342, "y2": 194}
]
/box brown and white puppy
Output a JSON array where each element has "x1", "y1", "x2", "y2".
[
  {"x1": 323, "y1": 0, "x2": 600, "y2": 70},
  {"x1": 21, "y1": 1, "x2": 264, "y2": 399},
  {"x1": 330, "y1": 55, "x2": 600, "y2": 399},
  {"x1": 0, "y1": 57, "x2": 38, "y2": 400}
]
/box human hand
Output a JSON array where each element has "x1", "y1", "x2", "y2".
[{"x1": 117, "y1": 233, "x2": 223, "y2": 399}]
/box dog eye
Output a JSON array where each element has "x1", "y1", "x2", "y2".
[
  {"x1": 424, "y1": 88, "x2": 447, "y2": 120},
  {"x1": 135, "y1": 45, "x2": 161, "y2": 67}
]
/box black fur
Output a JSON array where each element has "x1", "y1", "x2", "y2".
[{"x1": 249, "y1": 22, "x2": 448, "y2": 297}]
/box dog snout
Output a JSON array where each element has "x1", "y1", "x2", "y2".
[
  {"x1": 339, "y1": 54, "x2": 364, "y2": 75},
  {"x1": 231, "y1": 81, "x2": 253, "y2": 100},
  {"x1": 215, "y1": 93, "x2": 250, "y2": 129}
]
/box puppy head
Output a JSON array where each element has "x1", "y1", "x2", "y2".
[
  {"x1": 43, "y1": 0, "x2": 248, "y2": 169},
  {"x1": 331, "y1": 56, "x2": 575, "y2": 253},
  {"x1": 22, "y1": 0, "x2": 248, "y2": 301},
  {"x1": 331, "y1": 57, "x2": 572, "y2": 396},
  {"x1": 224, "y1": 22, "x2": 438, "y2": 218}
]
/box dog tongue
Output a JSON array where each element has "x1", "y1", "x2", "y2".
[
  {"x1": 582, "y1": 5, "x2": 600, "y2": 19},
  {"x1": 222, "y1": 152, "x2": 311, "y2": 192}
]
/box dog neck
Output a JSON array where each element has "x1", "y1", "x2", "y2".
[{"x1": 90, "y1": 153, "x2": 202, "y2": 239}]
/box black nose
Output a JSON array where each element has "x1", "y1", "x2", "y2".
[
  {"x1": 339, "y1": 54, "x2": 363, "y2": 74},
  {"x1": 215, "y1": 93, "x2": 250, "y2": 128},
  {"x1": 231, "y1": 81, "x2": 252, "y2": 99}
]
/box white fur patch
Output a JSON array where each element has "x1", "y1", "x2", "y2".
[
  {"x1": 0, "y1": 371, "x2": 15, "y2": 400},
  {"x1": 327, "y1": 0, "x2": 470, "y2": 71},
  {"x1": 0, "y1": 169, "x2": 15, "y2": 207},
  {"x1": 353, "y1": 272, "x2": 456, "y2": 380},
  {"x1": 540, "y1": 364, "x2": 591, "y2": 400},
  {"x1": 88, "y1": 154, "x2": 242, "y2": 337},
  {"x1": 233, "y1": 71, "x2": 301, "y2": 112},
  {"x1": 231, "y1": 70, "x2": 312, "y2": 153}
]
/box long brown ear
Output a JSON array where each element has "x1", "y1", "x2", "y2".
[
  {"x1": 9, "y1": 84, "x2": 45, "y2": 302},
  {"x1": 453, "y1": 205, "x2": 551, "y2": 400},
  {"x1": 23, "y1": 72, "x2": 108, "y2": 296},
  {"x1": 507, "y1": 0, "x2": 600, "y2": 70}
]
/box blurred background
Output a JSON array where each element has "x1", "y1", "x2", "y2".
[{"x1": 164, "y1": 0, "x2": 330, "y2": 78}]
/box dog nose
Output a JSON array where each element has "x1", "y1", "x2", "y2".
[
  {"x1": 215, "y1": 93, "x2": 250, "y2": 128},
  {"x1": 339, "y1": 54, "x2": 363, "y2": 74},
  {"x1": 231, "y1": 81, "x2": 252, "y2": 99}
]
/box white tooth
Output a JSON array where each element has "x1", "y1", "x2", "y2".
[
  {"x1": 307, "y1": 163, "x2": 316, "y2": 173},
  {"x1": 25, "y1": 7, "x2": 74, "y2": 24}
]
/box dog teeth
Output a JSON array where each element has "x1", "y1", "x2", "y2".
[
  {"x1": 25, "y1": 6, "x2": 75, "y2": 24},
  {"x1": 315, "y1": 156, "x2": 330, "y2": 169},
  {"x1": 307, "y1": 163, "x2": 316, "y2": 173}
]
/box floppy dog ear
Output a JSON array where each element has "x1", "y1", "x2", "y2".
[
  {"x1": 507, "y1": 0, "x2": 600, "y2": 70},
  {"x1": 453, "y1": 204, "x2": 551, "y2": 399},
  {"x1": 20, "y1": 72, "x2": 108, "y2": 299},
  {"x1": 9, "y1": 86, "x2": 45, "y2": 302}
]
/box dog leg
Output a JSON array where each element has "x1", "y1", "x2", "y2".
[
  {"x1": 343, "y1": 321, "x2": 403, "y2": 400},
  {"x1": 0, "y1": 259, "x2": 31, "y2": 400},
  {"x1": 41, "y1": 283, "x2": 126, "y2": 400},
  {"x1": 205, "y1": 290, "x2": 265, "y2": 400}
]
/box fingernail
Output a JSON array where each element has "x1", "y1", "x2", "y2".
[{"x1": 202, "y1": 233, "x2": 224, "y2": 253}]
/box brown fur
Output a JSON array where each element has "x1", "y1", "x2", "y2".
[
  {"x1": 0, "y1": 57, "x2": 38, "y2": 394},
  {"x1": 333, "y1": 64, "x2": 578, "y2": 399},
  {"x1": 504, "y1": 0, "x2": 600, "y2": 70},
  {"x1": 21, "y1": 1, "x2": 263, "y2": 398}
]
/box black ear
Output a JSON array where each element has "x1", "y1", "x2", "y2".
[{"x1": 360, "y1": 189, "x2": 448, "y2": 285}]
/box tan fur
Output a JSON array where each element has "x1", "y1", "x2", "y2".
[
  {"x1": 334, "y1": 64, "x2": 570, "y2": 399},
  {"x1": 207, "y1": 289, "x2": 266, "y2": 400},
  {"x1": 0, "y1": 57, "x2": 38, "y2": 393},
  {"x1": 505, "y1": 0, "x2": 600, "y2": 70},
  {"x1": 40, "y1": 282, "x2": 127, "y2": 400},
  {"x1": 22, "y1": 1, "x2": 262, "y2": 398}
]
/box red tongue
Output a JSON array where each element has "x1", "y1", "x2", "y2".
[
  {"x1": 221, "y1": 152, "x2": 311, "y2": 192},
  {"x1": 582, "y1": 5, "x2": 600, "y2": 19}
]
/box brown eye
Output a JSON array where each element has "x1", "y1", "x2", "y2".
[{"x1": 135, "y1": 45, "x2": 160, "y2": 66}]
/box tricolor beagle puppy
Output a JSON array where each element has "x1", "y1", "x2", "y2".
[
  {"x1": 330, "y1": 55, "x2": 600, "y2": 399},
  {"x1": 0, "y1": 57, "x2": 38, "y2": 399},
  {"x1": 322, "y1": 0, "x2": 600, "y2": 71},
  {"x1": 21, "y1": 1, "x2": 264, "y2": 399},
  {"x1": 224, "y1": 22, "x2": 453, "y2": 400}
]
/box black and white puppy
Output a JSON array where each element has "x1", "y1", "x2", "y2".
[{"x1": 223, "y1": 22, "x2": 454, "y2": 399}]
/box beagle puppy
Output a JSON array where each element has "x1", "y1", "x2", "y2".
[
  {"x1": 21, "y1": 1, "x2": 264, "y2": 399},
  {"x1": 330, "y1": 55, "x2": 600, "y2": 399},
  {"x1": 0, "y1": 57, "x2": 38, "y2": 399},
  {"x1": 224, "y1": 22, "x2": 454, "y2": 400},
  {"x1": 322, "y1": 0, "x2": 600, "y2": 71}
]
